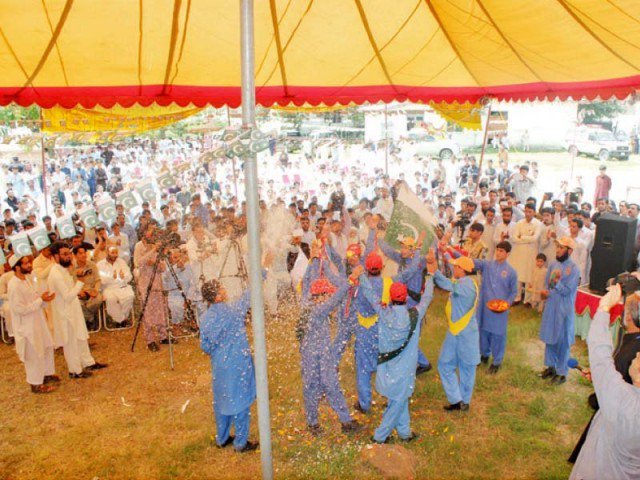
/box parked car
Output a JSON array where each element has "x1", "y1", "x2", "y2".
[
  {"x1": 565, "y1": 127, "x2": 630, "y2": 161},
  {"x1": 406, "y1": 130, "x2": 462, "y2": 159}
]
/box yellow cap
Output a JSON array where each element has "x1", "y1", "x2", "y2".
[
  {"x1": 448, "y1": 256, "x2": 475, "y2": 273},
  {"x1": 556, "y1": 236, "x2": 576, "y2": 250}
]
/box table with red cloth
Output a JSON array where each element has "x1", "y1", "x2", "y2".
[{"x1": 574, "y1": 285, "x2": 624, "y2": 341}]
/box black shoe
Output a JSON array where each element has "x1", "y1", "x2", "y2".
[
  {"x1": 460, "y1": 403, "x2": 470, "y2": 412},
  {"x1": 308, "y1": 424, "x2": 324, "y2": 436},
  {"x1": 235, "y1": 441, "x2": 259, "y2": 453},
  {"x1": 86, "y1": 362, "x2": 108, "y2": 371},
  {"x1": 538, "y1": 367, "x2": 556, "y2": 379},
  {"x1": 416, "y1": 364, "x2": 432, "y2": 376},
  {"x1": 443, "y1": 402, "x2": 462, "y2": 411},
  {"x1": 480, "y1": 356, "x2": 489, "y2": 365},
  {"x1": 550, "y1": 375, "x2": 566, "y2": 385},
  {"x1": 43, "y1": 375, "x2": 61, "y2": 384},
  {"x1": 488, "y1": 364, "x2": 500, "y2": 374},
  {"x1": 69, "y1": 371, "x2": 93, "y2": 379},
  {"x1": 370, "y1": 435, "x2": 389, "y2": 444},
  {"x1": 341, "y1": 420, "x2": 363, "y2": 433},
  {"x1": 353, "y1": 402, "x2": 368, "y2": 414},
  {"x1": 398, "y1": 432, "x2": 418, "y2": 442},
  {"x1": 148, "y1": 342, "x2": 159, "y2": 352},
  {"x1": 216, "y1": 435, "x2": 235, "y2": 448},
  {"x1": 160, "y1": 338, "x2": 177, "y2": 345}
]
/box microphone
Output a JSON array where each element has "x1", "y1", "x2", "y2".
[{"x1": 567, "y1": 357, "x2": 584, "y2": 372}]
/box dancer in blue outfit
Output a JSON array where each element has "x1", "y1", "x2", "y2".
[
  {"x1": 199, "y1": 266, "x2": 267, "y2": 452},
  {"x1": 367, "y1": 215, "x2": 432, "y2": 374},
  {"x1": 355, "y1": 253, "x2": 436, "y2": 443},
  {"x1": 298, "y1": 257, "x2": 362, "y2": 435},
  {"x1": 538, "y1": 237, "x2": 580, "y2": 385},
  {"x1": 431, "y1": 255, "x2": 481, "y2": 411},
  {"x1": 471, "y1": 241, "x2": 518, "y2": 373}
]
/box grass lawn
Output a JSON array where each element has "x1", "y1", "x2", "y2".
[{"x1": 0, "y1": 289, "x2": 595, "y2": 480}]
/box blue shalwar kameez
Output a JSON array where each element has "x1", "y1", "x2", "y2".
[{"x1": 200, "y1": 289, "x2": 255, "y2": 450}]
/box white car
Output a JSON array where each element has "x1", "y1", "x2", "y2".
[
  {"x1": 407, "y1": 132, "x2": 462, "y2": 159},
  {"x1": 565, "y1": 128, "x2": 630, "y2": 161}
]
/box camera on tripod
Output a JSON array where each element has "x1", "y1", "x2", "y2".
[
  {"x1": 454, "y1": 212, "x2": 471, "y2": 229},
  {"x1": 152, "y1": 228, "x2": 184, "y2": 252},
  {"x1": 607, "y1": 272, "x2": 640, "y2": 297}
]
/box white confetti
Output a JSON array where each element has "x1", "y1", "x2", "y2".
[
  {"x1": 120, "y1": 397, "x2": 131, "y2": 407},
  {"x1": 181, "y1": 399, "x2": 191, "y2": 413}
]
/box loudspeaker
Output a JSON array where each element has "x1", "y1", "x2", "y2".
[{"x1": 589, "y1": 214, "x2": 638, "y2": 293}]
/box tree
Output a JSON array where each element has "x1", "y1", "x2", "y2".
[{"x1": 577, "y1": 100, "x2": 625, "y2": 124}]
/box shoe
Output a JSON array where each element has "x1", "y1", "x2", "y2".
[
  {"x1": 148, "y1": 342, "x2": 159, "y2": 352},
  {"x1": 216, "y1": 435, "x2": 235, "y2": 448},
  {"x1": 460, "y1": 403, "x2": 470, "y2": 412},
  {"x1": 488, "y1": 364, "x2": 500, "y2": 374},
  {"x1": 353, "y1": 402, "x2": 369, "y2": 414},
  {"x1": 550, "y1": 375, "x2": 566, "y2": 385},
  {"x1": 43, "y1": 375, "x2": 61, "y2": 384},
  {"x1": 416, "y1": 364, "x2": 432, "y2": 376},
  {"x1": 398, "y1": 432, "x2": 419, "y2": 442},
  {"x1": 68, "y1": 371, "x2": 93, "y2": 379},
  {"x1": 371, "y1": 435, "x2": 389, "y2": 444},
  {"x1": 308, "y1": 424, "x2": 324, "y2": 436},
  {"x1": 86, "y1": 362, "x2": 108, "y2": 371},
  {"x1": 538, "y1": 367, "x2": 556, "y2": 379},
  {"x1": 160, "y1": 338, "x2": 177, "y2": 345},
  {"x1": 341, "y1": 420, "x2": 363, "y2": 433},
  {"x1": 235, "y1": 441, "x2": 259, "y2": 453},
  {"x1": 7, "y1": 337, "x2": 15, "y2": 345},
  {"x1": 31, "y1": 384, "x2": 56, "y2": 394},
  {"x1": 480, "y1": 356, "x2": 489, "y2": 365},
  {"x1": 443, "y1": 402, "x2": 462, "y2": 411}
]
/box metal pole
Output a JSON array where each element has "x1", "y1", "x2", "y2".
[
  {"x1": 474, "y1": 103, "x2": 492, "y2": 197},
  {"x1": 40, "y1": 110, "x2": 49, "y2": 216},
  {"x1": 240, "y1": 1, "x2": 273, "y2": 479},
  {"x1": 384, "y1": 104, "x2": 389, "y2": 175}
]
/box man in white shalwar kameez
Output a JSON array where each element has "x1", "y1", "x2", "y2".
[
  {"x1": 570, "y1": 284, "x2": 640, "y2": 480},
  {"x1": 509, "y1": 204, "x2": 542, "y2": 303},
  {"x1": 7, "y1": 255, "x2": 59, "y2": 393},
  {"x1": 98, "y1": 246, "x2": 134, "y2": 325},
  {"x1": 48, "y1": 242, "x2": 107, "y2": 378}
]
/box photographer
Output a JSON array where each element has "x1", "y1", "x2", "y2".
[
  {"x1": 185, "y1": 221, "x2": 219, "y2": 283},
  {"x1": 569, "y1": 283, "x2": 640, "y2": 479}
]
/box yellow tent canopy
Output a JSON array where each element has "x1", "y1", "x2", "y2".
[{"x1": 1, "y1": 0, "x2": 639, "y2": 108}]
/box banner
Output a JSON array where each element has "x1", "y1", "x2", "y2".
[
  {"x1": 9, "y1": 232, "x2": 32, "y2": 257},
  {"x1": 42, "y1": 104, "x2": 203, "y2": 134},
  {"x1": 27, "y1": 226, "x2": 51, "y2": 251},
  {"x1": 78, "y1": 206, "x2": 100, "y2": 228},
  {"x1": 384, "y1": 184, "x2": 436, "y2": 255},
  {"x1": 56, "y1": 215, "x2": 78, "y2": 239},
  {"x1": 96, "y1": 198, "x2": 117, "y2": 223},
  {"x1": 136, "y1": 180, "x2": 156, "y2": 203},
  {"x1": 117, "y1": 190, "x2": 139, "y2": 211}
]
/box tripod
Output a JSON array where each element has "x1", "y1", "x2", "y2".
[
  {"x1": 131, "y1": 243, "x2": 198, "y2": 369},
  {"x1": 218, "y1": 238, "x2": 249, "y2": 289}
]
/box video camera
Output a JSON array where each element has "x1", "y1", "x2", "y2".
[
  {"x1": 152, "y1": 228, "x2": 184, "y2": 251},
  {"x1": 607, "y1": 272, "x2": 640, "y2": 297},
  {"x1": 454, "y1": 212, "x2": 471, "y2": 229}
]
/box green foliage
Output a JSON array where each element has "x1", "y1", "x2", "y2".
[
  {"x1": 0, "y1": 105, "x2": 40, "y2": 123},
  {"x1": 578, "y1": 100, "x2": 626, "y2": 123}
]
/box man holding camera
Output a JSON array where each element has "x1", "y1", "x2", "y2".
[{"x1": 570, "y1": 283, "x2": 640, "y2": 479}]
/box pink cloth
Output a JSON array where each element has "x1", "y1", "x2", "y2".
[
  {"x1": 136, "y1": 249, "x2": 167, "y2": 344},
  {"x1": 593, "y1": 174, "x2": 612, "y2": 203}
]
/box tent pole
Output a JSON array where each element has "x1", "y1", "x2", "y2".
[
  {"x1": 240, "y1": 1, "x2": 273, "y2": 479},
  {"x1": 474, "y1": 104, "x2": 492, "y2": 197},
  {"x1": 40, "y1": 109, "x2": 49, "y2": 216},
  {"x1": 384, "y1": 104, "x2": 389, "y2": 175}
]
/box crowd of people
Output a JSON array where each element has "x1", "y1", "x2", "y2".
[{"x1": 0, "y1": 134, "x2": 639, "y2": 473}]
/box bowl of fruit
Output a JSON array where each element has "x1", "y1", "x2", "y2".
[{"x1": 487, "y1": 299, "x2": 509, "y2": 313}]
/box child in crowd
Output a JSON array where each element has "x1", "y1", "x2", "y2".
[{"x1": 527, "y1": 253, "x2": 548, "y2": 313}]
